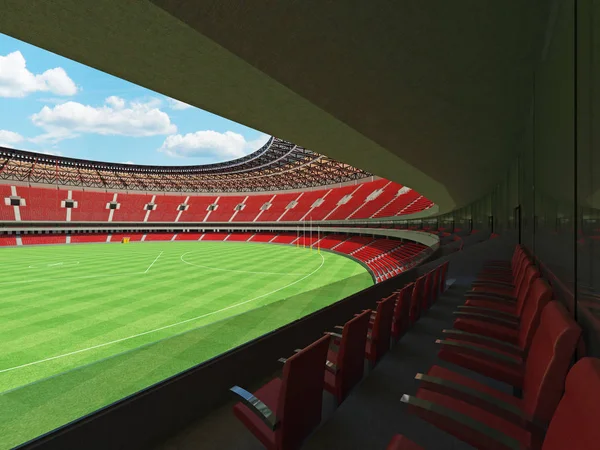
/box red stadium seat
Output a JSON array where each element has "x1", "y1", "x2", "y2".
[
  {"x1": 324, "y1": 309, "x2": 371, "y2": 403},
  {"x1": 366, "y1": 295, "x2": 395, "y2": 366},
  {"x1": 392, "y1": 283, "x2": 413, "y2": 342},
  {"x1": 447, "y1": 276, "x2": 552, "y2": 355},
  {"x1": 231, "y1": 335, "x2": 330, "y2": 450},
  {"x1": 386, "y1": 434, "x2": 425, "y2": 450},
  {"x1": 401, "y1": 356, "x2": 598, "y2": 450},
  {"x1": 409, "y1": 276, "x2": 426, "y2": 323},
  {"x1": 436, "y1": 300, "x2": 577, "y2": 389},
  {"x1": 458, "y1": 264, "x2": 540, "y2": 319}
]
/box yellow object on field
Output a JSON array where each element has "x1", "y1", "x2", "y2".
[{"x1": 121, "y1": 237, "x2": 130, "y2": 244}]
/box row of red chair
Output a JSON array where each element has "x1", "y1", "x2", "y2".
[
  {"x1": 0, "y1": 180, "x2": 434, "y2": 222},
  {"x1": 388, "y1": 245, "x2": 597, "y2": 450},
  {"x1": 230, "y1": 261, "x2": 449, "y2": 449}
]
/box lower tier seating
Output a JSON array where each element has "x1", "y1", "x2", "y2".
[{"x1": 0, "y1": 231, "x2": 430, "y2": 283}]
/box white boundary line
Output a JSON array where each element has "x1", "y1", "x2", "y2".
[
  {"x1": 144, "y1": 251, "x2": 163, "y2": 274},
  {"x1": 180, "y1": 251, "x2": 311, "y2": 276},
  {"x1": 28, "y1": 261, "x2": 80, "y2": 269},
  {"x1": 0, "y1": 252, "x2": 325, "y2": 375}
]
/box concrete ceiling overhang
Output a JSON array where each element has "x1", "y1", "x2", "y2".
[{"x1": 0, "y1": 1, "x2": 551, "y2": 214}]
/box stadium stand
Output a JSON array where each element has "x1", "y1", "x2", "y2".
[
  {"x1": 0, "y1": 181, "x2": 433, "y2": 223},
  {"x1": 0, "y1": 184, "x2": 16, "y2": 220},
  {"x1": 109, "y1": 232, "x2": 144, "y2": 242},
  {"x1": 150, "y1": 194, "x2": 185, "y2": 222},
  {"x1": 175, "y1": 232, "x2": 203, "y2": 241},
  {"x1": 70, "y1": 190, "x2": 113, "y2": 222},
  {"x1": 111, "y1": 193, "x2": 153, "y2": 222},
  {"x1": 0, "y1": 234, "x2": 16, "y2": 246},
  {"x1": 21, "y1": 234, "x2": 67, "y2": 245},
  {"x1": 18, "y1": 186, "x2": 65, "y2": 221},
  {"x1": 70, "y1": 233, "x2": 109, "y2": 243}
]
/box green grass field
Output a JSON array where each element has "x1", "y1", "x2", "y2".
[{"x1": 0, "y1": 240, "x2": 372, "y2": 449}]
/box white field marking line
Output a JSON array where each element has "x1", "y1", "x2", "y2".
[
  {"x1": 27, "y1": 261, "x2": 80, "y2": 269},
  {"x1": 180, "y1": 251, "x2": 311, "y2": 276},
  {"x1": 28, "y1": 261, "x2": 81, "y2": 269},
  {"x1": 144, "y1": 251, "x2": 164, "y2": 274},
  {"x1": 0, "y1": 252, "x2": 326, "y2": 376}
]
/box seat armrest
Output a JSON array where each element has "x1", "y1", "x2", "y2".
[
  {"x1": 400, "y1": 394, "x2": 521, "y2": 450},
  {"x1": 471, "y1": 280, "x2": 515, "y2": 288},
  {"x1": 464, "y1": 291, "x2": 516, "y2": 302},
  {"x1": 435, "y1": 340, "x2": 522, "y2": 366},
  {"x1": 334, "y1": 325, "x2": 344, "y2": 330},
  {"x1": 452, "y1": 312, "x2": 519, "y2": 328},
  {"x1": 455, "y1": 306, "x2": 518, "y2": 320},
  {"x1": 230, "y1": 386, "x2": 279, "y2": 430},
  {"x1": 325, "y1": 360, "x2": 339, "y2": 374},
  {"x1": 441, "y1": 329, "x2": 523, "y2": 356},
  {"x1": 326, "y1": 332, "x2": 342, "y2": 353}
]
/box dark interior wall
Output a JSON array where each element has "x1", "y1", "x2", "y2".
[{"x1": 410, "y1": 0, "x2": 600, "y2": 356}]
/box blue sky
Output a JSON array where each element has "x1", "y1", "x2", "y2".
[{"x1": 0, "y1": 33, "x2": 270, "y2": 165}]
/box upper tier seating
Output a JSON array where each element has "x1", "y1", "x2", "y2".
[{"x1": 0, "y1": 179, "x2": 433, "y2": 222}]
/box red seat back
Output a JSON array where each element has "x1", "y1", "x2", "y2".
[
  {"x1": 370, "y1": 295, "x2": 396, "y2": 361},
  {"x1": 277, "y1": 335, "x2": 330, "y2": 449},
  {"x1": 392, "y1": 283, "x2": 413, "y2": 339},
  {"x1": 422, "y1": 270, "x2": 434, "y2": 311},
  {"x1": 516, "y1": 277, "x2": 553, "y2": 350},
  {"x1": 513, "y1": 265, "x2": 541, "y2": 315},
  {"x1": 439, "y1": 261, "x2": 449, "y2": 294},
  {"x1": 522, "y1": 301, "x2": 582, "y2": 423},
  {"x1": 431, "y1": 265, "x2": 441, "y2": 303},
  {"x1": 335, "y1": 309, "x2": 371, "y2": 402},
  {"x1": 410, "y1": 276, "x2": 426, "y2": 323},
  {"x1": 542, "y1": 358, "x2": 600, "y2": 450}
]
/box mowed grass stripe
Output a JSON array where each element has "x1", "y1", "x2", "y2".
[
  {"x1": 0, "y1": 242, "x2": 371, "y2": 449},
  {"x1": 0, "y1": 243, "x2": 341, "y2": 390},
  {"x1": 0, "y1": 271, "x2": 373, "y2": 450}
]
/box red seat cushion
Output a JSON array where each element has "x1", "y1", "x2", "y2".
[
  {"x1": 438, "y1": 343, "x2": 524, "y2": 387},
  {"x1": 414, "y1": 388, "x2": 531, "y2": 450},
  {"x1": 424, "y1": 365, "x2": 524, "y2": 418},
  {"x1": 386, "y1": 434, "x2": 425, "y2": 450},
  {"x1": 471, "y1": 285, "x2": 514, "y2": 296},
  {"x1": 233, "y1": 378, "x2": 282, "y2": 450},
  {"x1": 463, "y1": 298, "x2": 518, "y2": 314},
  {"x1": 453, "y1": 318, "x2": 520, "y2": 344}
]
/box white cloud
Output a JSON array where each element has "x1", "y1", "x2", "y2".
[
  {"x1": 120, "y1": 161, "x2": 135, "y2": 164},
  {"x1": 30, "y1": 97, "x2": 177, "y2": 143},
  {"x1": 106, "y1": 96, "x2": 125, "y2": 109},
  {"x1": 167, "y1": 98, "x2": 192, "y2": 110},
  {"x1": 158, "y1": 131, "x2": 270, "y2": 160},
  {"x1": 36, "y1": 149, "x2": 63, "y2": 156},
  {"x1": 37, "y1": 97, "x2": 70, "y2": 104},
  {"x1": 0, "y1": 130, "x2": 25, "y2": 147},
  {"x1": 0, "y1": 51, "x2": 78, "y2": 97}
]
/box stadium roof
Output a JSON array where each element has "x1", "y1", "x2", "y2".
[
  {"x1": 0, "y1": 137, "x2": 372, "y2": 192},
  {"x1": 0, "y1": 1, "x2": 553, "y2": 213}
]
